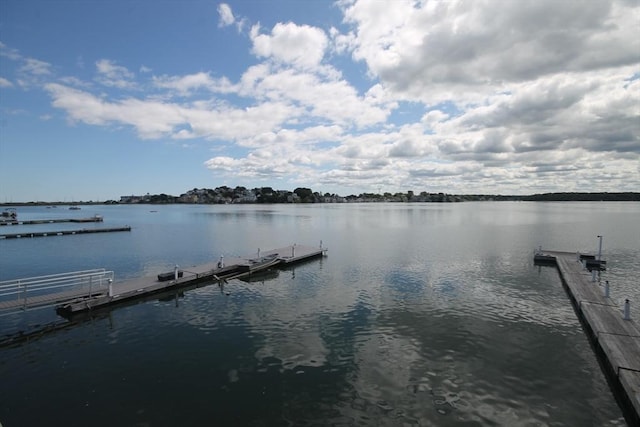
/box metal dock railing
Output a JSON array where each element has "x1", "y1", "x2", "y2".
[{"x1": 0, "y1": 269, "x2": 114, "y2": 314}]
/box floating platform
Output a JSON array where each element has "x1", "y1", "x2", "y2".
[
  {"x1": 56, "y1": 244, "x2": 326, "y2": 315},
  {"x1": 0, "y1": 226, "x2": 131, "y2": 239},
  {"x1": 0, "y1": 215, "x2": 103, "y2": 226},
  {"x1": 535, "y1": 249, "x2": 639, "y2": 425}
]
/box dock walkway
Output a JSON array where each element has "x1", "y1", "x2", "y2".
[
  {"x1": 0, "y1": 215, "x2": 104, "y2": 226},
  {"x1": 54, "y1": 244, "x2": 326, "y2": 314},
  {"x1": 536, "y1": 250, "x2": 640, "y2": 425},
  {"x1": 0, "y1": 226, "x2": 131, "y2": 239}
]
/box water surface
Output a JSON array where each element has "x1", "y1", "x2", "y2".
[{"x1": 1, "y1": 202, "x2": 638, "y2": 426}]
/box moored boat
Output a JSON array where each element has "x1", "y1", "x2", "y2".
[
  {"x1": 1, "y1": 208, "x2": 17, "y2": 219},
  {"x1": 237, "y1": 253, "x2": 280, "y2": 273}
]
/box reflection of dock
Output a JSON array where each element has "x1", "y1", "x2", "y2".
[
  {"x1": 534, "y1": 249, "x2": 639, "y2": 426},
  {"x1": 0, "y1": 215, "x2": 104, "y2": 226}
]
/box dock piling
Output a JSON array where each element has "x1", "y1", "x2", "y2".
[
  {"x1": 624, "y1": 299, "x2": 631, "y2": 320},
  {"x1": 604, "y1": 280, "x2": 610, "y2": 298},
  {"x1": 597, "y1": 235, "x2": 603, "y2": 261}
]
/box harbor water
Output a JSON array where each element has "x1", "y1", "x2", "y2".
[{"x1": 1, "y1": 202, "x2": 639, "y2": 426}]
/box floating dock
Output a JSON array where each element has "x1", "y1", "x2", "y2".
[
  {"x1": 0, "y1": 226, "x2": 131, "y2": 239},
  {"x1": 53, "y1": 244, "x2": 326, "y2": 315},
  {"x1": 535, "y1": 249, "x2": 639, "y2": 425},
  {"x1": 0, "y1": 215, "x2": 104, "y2": 226}
]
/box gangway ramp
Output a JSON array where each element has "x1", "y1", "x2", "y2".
[{"x1": 0, "y1": 269, "x2": 114, "y2": 314}]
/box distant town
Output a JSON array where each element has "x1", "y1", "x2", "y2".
[{"x1": 2, "y1": 187, "x2": 639, "y2": 206}]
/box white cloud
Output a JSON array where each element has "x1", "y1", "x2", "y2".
[
  {"x1": 20, "y1": 58, "x2": 51, "y2": 76},
  {"x1": 240, "y1": 66, "x2": 390, "y2": 127},
  {"x1": 95, "y1": 59, "x2": 136, "y2": 89},
  {"x1": 153, "y1": 72, "x2": 234, "y2": 96},
  {"x1": 0, "y1": 41, "x2": 22, "y2": 61},
  {"x1": 44, "y1": 82, "x2": 296, "y2": 141},
  {"x1": 217, "y1": 3, "x2": 235, "y2": 27},
  {"x1": 251, "y1": 22, "x2": 329, "y2": 69},
  {"x1": 3, "y1": 0, "x2": 636, "y2": 196},
  {"x1": 339, "y1": 0, "x2": 640, "y2": 103},
  {"x1": 0, "y1": 77, "x2": 13, "y2": 88}
]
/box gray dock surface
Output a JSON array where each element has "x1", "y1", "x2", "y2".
[
  {"x1": 537, "y1": 250, "x2": 640, "y2": 425},
  {"x1": 0, "y1": 226, "x2": 131, "y2": 239},
  {"x1": 58, "y1": 244, "x2": 326, "y2": 314},
  {"x1": 0, "y1": 215, "x2": 104, "y2": 226}
]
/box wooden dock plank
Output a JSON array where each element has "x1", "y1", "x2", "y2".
[
  {"x1": 0, "y1": 226, "x2": 131, "y2": 239},
  {"x1": 599, "y1": 334, "x2": 640, "y2": 373},
  {"x1": 58, "y1": 244, "x2": 326, "y2": 314},
  {"x1": 555, "y1": 257, "x2": 614, "y2": 307},
  {"x1": 538, "y1": 249, "x2": 640, "y2": 425},
  {"x1": 0, "y1": 216, "x2": 103, "y2": 226},
  {"x1": 619, "y1": 369, "x2": 640, "y2": 419},
  {"x1": 582, "y1": 303, "x2": 640, "y2": 339},
  {"x1": 0, "y1": 287, "x2": 106, "y2": 311}
]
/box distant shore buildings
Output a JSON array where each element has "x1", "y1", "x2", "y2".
[
  {"x1": 118, "y1": 186, "x2": 504, "y2": 205},
  {"x1": 1, "y1": 190, "x2": 637, "y2": 206}
]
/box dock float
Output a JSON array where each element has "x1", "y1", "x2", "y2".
[
  {"x1": 535, "y1": 249, "x2": 640, "y2": 425},
  {"x1": 0, "y1": 226, "x2": 131, "y2": 239},
  {"x1": 56, "y1": 244, "x2": 326, "y2": 315},
  {"x1": 0, "y1": 215, "x2": 104, "y2": 226}
]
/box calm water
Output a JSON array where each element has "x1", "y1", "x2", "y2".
[{"x1": 1, "y1": 202, "x2": 639, "y2": 426}]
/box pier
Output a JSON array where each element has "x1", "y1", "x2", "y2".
[
  {"x1": 0, "y1": 214, "x2": 104, "y2": 226},
  {"x1": 535, "y1": 249, "x2": 639, "y2": 425},
  {"x1": 0, "y1": 226, "x2": 131, "y2": 239},
  {"x1": 0, "y1": 244, "x2": 326, "y2": 317}
]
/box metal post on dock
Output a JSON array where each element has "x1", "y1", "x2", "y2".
[
  {"x1": 604, "y1": 280, "x2": 610, "y2": 298},
  {"x1": 623, "y1": 299, "x2": 631, "y2": 320},
  {"x1": 597, "y1": 235, "x2": 603, "y2": 261},
  {"x1": 174, "y1": 265, "x2": 179, "y2": 281},
  {"x1": 257, "y1": 248, "x2": 260, "y2": 257},
  {"x1": 108, "y1": 279, "x2": 113, "y2": 297},
  {"x1": 292, "y1": 244, "x2": 296, "y2": 257}
]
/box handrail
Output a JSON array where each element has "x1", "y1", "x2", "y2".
[{"x1": 0, "y1": 269, "x2": 114, "y2": 311}]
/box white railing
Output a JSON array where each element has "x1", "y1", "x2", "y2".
[{"x1": 0, "y1": 269, "x2": 114, "y2": 311}]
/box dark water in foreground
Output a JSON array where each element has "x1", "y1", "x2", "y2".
[{"x1": 1, "y1": 202, "x2": 639, "y2": 426}]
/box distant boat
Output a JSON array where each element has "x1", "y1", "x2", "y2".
[
  {"x1": 69, "y1": 206, "x2": 81, "y2": 210},
  {"x1": 1, "y1": 208, "x2": 17, "y2": 219}
]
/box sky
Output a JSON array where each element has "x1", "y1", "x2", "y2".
[{"x1": 0, "y1": 0, "x2": 638, "y2": 202}]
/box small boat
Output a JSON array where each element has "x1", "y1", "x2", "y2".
[
  {"x1": 237, "y1": 253, "x2": 280, "y2": 273},
  {"x1": 533, "y1": 253, "x2": 556, "y2": 265},
  {"x1": 1, "y1": 208, "x2": 17, "y2": 219},
  {"x1": 157, "y1": 270, "x2": 183, "y2": 282},
  {"x1": 69, "y1": 205, "x2": 81, "y2": 210}
]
